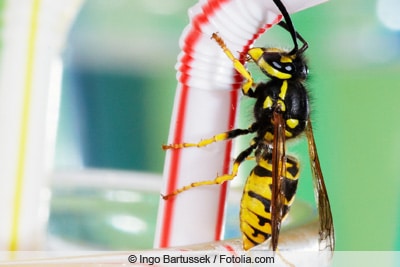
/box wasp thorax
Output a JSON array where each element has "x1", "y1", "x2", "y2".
[{"x1": 248, "y1": 47, "x2": 308, "y2": 80}]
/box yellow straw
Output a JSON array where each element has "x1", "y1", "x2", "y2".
[{"x1": 9, "y1": 0, "x2": 42, "y2": 251}]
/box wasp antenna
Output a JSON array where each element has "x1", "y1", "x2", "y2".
[
  {"x1": 278, "y1": 21, "x2": 309, "y2": 55},
  {"x1": 273, "y1": 0, "x2": 299, "y2": 55}
]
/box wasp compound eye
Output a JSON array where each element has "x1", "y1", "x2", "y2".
[{"x1": 270, "y1": 59, "x2": 296, "y2": 74}]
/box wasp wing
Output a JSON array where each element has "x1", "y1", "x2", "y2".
[
  {"x1": 270, "y1": 111, "x2": 287, "y2": 251},
  {"x1": 305, "y1": 119, "x2": 335, "y2": 251}
]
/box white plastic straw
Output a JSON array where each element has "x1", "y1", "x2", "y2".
[
  {"x1": 0, "y1": 0, "x2": 82, "y2": 250},
  {"x1": 0, "y1": 221, "x2": 332, "y2": 266},
  {"x1": 155, "y1": 0, "x2": 327, "y2": 248}
]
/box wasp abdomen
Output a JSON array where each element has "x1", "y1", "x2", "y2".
[{"x1": 240, "y1": 155, "x2": 300, "y2": 250}]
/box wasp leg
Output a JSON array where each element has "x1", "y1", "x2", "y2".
[
  {"x1": 211, "y1": 33, "x2": 255, "y2": 96},
  {"x1": 162, "y1": 123, "x2": 258, "y2": 150},
  {"x1": 162, "y1": 142, "x2": 258, "y2": 200}
]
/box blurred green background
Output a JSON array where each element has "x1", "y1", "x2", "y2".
[{"x1": 50, "y1": 0, "x2": 400, "y2": 251}]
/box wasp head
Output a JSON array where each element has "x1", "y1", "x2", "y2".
[{"x1": 248, "y1": 47, "x2": 308, "y2": 81}]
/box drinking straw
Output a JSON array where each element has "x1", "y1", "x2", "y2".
[
  {"x1": 155, "y1": 0, "x2": 327, "y2": 249},
  {"x1": 0, "y1": 220, "x2": 326, "y2": 266},
  {"x1": 0, "y1": 0, "x2": 82, "y2": 250}
]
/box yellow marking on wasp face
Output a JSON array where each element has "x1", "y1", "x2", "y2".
[
  {"x1": 260, "y1": 60, "x2": 292, "y2": 79},
  {"x1": 279, "y1": 80, "x2": 288, "y2": 100},
  {"x1": 249, "y1": 47, "x2": 292, "y2": 80},
  {"x1": 280, "y1": 56, "x2": 293, "y2": 63},
  {"x1": 248, "y1": 48, "x2": 264, "y2": 61},
  {"x1": 286, "y1": 118, "x2": 299, "y2": 129},
  {"x1": 263, "y1": 96, "x2": 273, "y2": 109},
  {"x1": 285, "y1": 130, "x2": 293, "y2": 138}
]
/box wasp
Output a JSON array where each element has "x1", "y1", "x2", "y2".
[{"x1": 162, "y1": 0, "x2": 334, "y2": 251}]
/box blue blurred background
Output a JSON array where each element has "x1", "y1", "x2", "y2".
[{"x1": 49, "y1": 0, "x2": 400, "y2": 251}]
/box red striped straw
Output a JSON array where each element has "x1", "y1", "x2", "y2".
[{"x1": 155, "y1": 0, "x2": 327, "y2": 249}]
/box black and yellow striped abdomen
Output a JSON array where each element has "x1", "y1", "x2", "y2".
[{"x1": 240, "y1": 155, "x2": 300, "y2": 250}]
